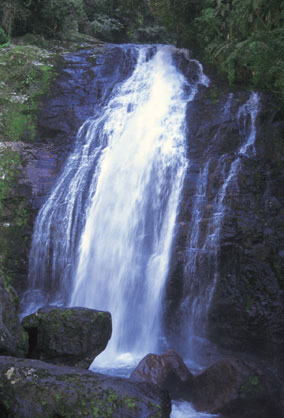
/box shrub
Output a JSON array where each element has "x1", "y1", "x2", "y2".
[
  {"x1": 87, "y1": 14, "x2": 123, "y2": 42},
  {"x1": 25, "y1": 0, "x2": 86, "y2": 39},
  {"x1": 0, "y1": 28, "x2": 9, "y2": 44},
  {"x1": 0, "y1": 0, "x2": 31, "y2": 36},
  {"x1": 0, "y1": 147, "x2": 20, "y2": 209}
]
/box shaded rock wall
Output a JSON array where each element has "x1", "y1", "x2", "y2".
[
  {"x1": 164, "y1": 85, "x2": 284, "y2": 364},
  {"x1": 0, "y1": 276, "x2": 28, "y2": 357},
  {"x1": 6, "y1": 43, "x2": 137, "y2": 292}
]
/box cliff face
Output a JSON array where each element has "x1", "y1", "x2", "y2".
[
  {"x1": 3, "y1": 43, "x2": 284, "y2": 365},
  {"x1": 0, "y1": 39, "x2": 128, "y2": 288},
  {"x1": 164, "y1": 84, "x2": 284, "y2": 363}
]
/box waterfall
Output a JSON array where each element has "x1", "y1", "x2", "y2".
[
  {"x1": 182, "y1": 92, "x2": 260, "y2": 348},
  {"x1": 22, "y1": 44, "x2": 209, "y2": 368}
]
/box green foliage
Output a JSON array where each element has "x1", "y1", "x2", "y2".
[
  {"x1": 0, "y1": 28, "x2": 9, "y2": 44},
  {"x1": 149, "y1": 0, "x2": 284, "y2": 98},
  {"x1": 83, "y1": 0, "x2": 114, "y2": 21},
  {"x1": 197, "y1": 1, "x2": 284, "y2": 96},
  {"x1": 87, "y1": 14, "x2": 123, "y2": 42},
  {"x1": 0, "y1": 44, "x2": 56, "y2": 143},
  {"x1": 0, "y1": 0, "x2": 168, "y2": 43},
  {"x1": 240, "y1": 375, "x2": 263, "y2": 398},
  {"x1": 27, "y1": 0, "x2": 86, "y2": 39},
  {"x1": 0, "y1": 0, "x2": 86, "y2": 39},
  {"x1": 0, "y1": 0, "x2": 31, "y2": 36},
  {"x1": 0, "y1": 148, "x2": 20, "y2": 209},
  {"x1": 1, "y1": 270, "x2": 20, "y2": 310}
]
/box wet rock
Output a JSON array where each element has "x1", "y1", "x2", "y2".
[
  {"x1": 0, "y1": 276, "x2": 28, "y2": 357},
  {"x1": 191, "y1": 358, "x2": 283, "y2": 418},
  {"x1": 130, "y1": 349, "x2": 194, "y2": 400},
  {"x1": 0, "y1": 356, "x2": 171, "y2": 418},
  {"x1": 164, "y1": 89, "x2": 284, "y2": 363},
  {"x1": 21, "y1": 306, "x2": 112, "y2": 368}
]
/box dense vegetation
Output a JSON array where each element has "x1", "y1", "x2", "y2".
[
  {"x1": 0, "y1": 0, "x2": 168, "y2": 43},
  {"x1": 1, "y1": 0, "x2": 283, "y2": 97},
  {"x1": 149, "y1": 0, "x2": 284, "y2": 97}
]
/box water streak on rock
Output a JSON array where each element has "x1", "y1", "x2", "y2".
[{"x1": 183, "y1": 92, "x2": 260, "y2": 342}]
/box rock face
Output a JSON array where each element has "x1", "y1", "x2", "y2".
[
  {"x1": 0, "y1": 356, "x2": 171, "y2": 418},
  {"x1": 191, "y1": 358, "x2": 283, "y2": 418},
  {"x1": 130, "y1": 350, "x2": 194, "y2": 400},
  {"x1": 164, "y1": 85, "x2": 284, "y2": 363},
  {"x1": 2, "y1": 43, "x2": 139, "y2": 293},
  {"x1": 25, "y1": 44, "x2": 138, "y2": 210},
  {"x1": 0, "y1": 276, "x2": 28, "y2": 357},
  {"x1": 3, "y1": 43, "x2": 283, "y2": 375},
  {"x1": 21, "y1": 306, "x2": 112, "y2": 368}
]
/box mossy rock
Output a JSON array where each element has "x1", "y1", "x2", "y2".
[
  {"x1": 0, "y1": 356, "x2": 171, "y2": 418},
  {"x1": 191, "y1": 358, "x2": 282, "y2": 418},
  {"x1": 0, "y1": 275, "x2": 28, "y2": 357},
  {"x1": 22, "y1": 306, "x2": 112, "y2": 368}
]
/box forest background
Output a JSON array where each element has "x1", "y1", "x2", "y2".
[{"x1": 1, "y1": 0, "x2": 284, "y2": 98}]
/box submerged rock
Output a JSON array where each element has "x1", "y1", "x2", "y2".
[
  {"x1": 22, "y1": 306, "x2": 112, "y2": 368},
  {"x1": 0, "y1": 356, "x2": 171, "y2": 418},
  {"x1": 191, "y1": 358, "x2": 283, "y2": 418},
  {"x1": 0, "y1": 276, "x2": 28, "y2": 357},
  {"x1": 130, "y1": 349, "x2": 194, "y2": 400}
]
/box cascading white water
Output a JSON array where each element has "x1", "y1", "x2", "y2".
[
  {"x1": 71, "y1": 46, "x2": 209, "y2": 369},
  {"x1": 23, "y1": 45, "x2": 209, "y2": 373}
]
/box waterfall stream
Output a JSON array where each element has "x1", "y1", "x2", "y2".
[{"x1": 22, "y1": 45, "x2": 209, "y2": 372}]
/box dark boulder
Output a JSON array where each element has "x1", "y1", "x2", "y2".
[
  {"x1": 0, "y1": 356, "x2": 171, "y2": 418},
  {"x1": 0, "y1": 276, "x2": 28, "y2": 357},
  {"x1": 191, "y1": 358, "x2": 283, "y2": 418},
  {"x1": 130, "y1": 349, "x2": 194, "y2": 400},
  {"x1": 22, "y1": 306, "x2": 112, "y2": 368}
]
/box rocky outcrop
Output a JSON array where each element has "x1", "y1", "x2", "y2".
[
  {"x1": 164, "y1": 85, "x2": 284, "y2": 364},
  {"x1": 130, "y1": 350, "x2": 194, "y2": 400},
  {"x1": 130, "y1": 351, "x2": 283, "y2": 418},
  {"x1": 0, "y1": 276, "x2": 28, "y2": 357},
  {"x1": 1, "y1": 42, "x2": 139, "y2": 293},
  {"x1": 191, "y1": 358, "x2": 283, "y2": 418},
  {"x1": 0, "y1": 356, "x2": 171, "y2": 418},
  {"x1": 22, "y1": 306, "x2": 112, "y2": 368}
]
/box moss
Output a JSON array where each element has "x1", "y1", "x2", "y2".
[
  {"x1": 123, "y1": 397, "x2": 137, "y2": 410},
  {"x1": 245, "y1": 295, "x2": 253, "y2": 312},
  {"x1": 92, "y1": 406, "x2": 100, "y2": 418},
  {"x1": 240, "y1": 375, "x2": 263, "y2": 399},
  {"x1": 60, "y1": 309, "x2": 73, "y2": 319},
  {"x1": 55, "y1": 394, "x2": 62, "y2": 402},
  {"x1": 272, "y1": 260, "x2": 284, "y2": 288},
  {"x1": 208, "y1": 87, "x2": 220, "y2": 105},
  {"x1": 0, "y1": 43, "x2": 57, "y2": 143},
  {"x1": 3, "y1": 109, "x2": 36, "y2": 142},
  {"x1": 0, "y1": 195, "x2": 32, "y2": 286},
  {"x1": 2, "y1": 275, "x2": 19, "y2": 309}
]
